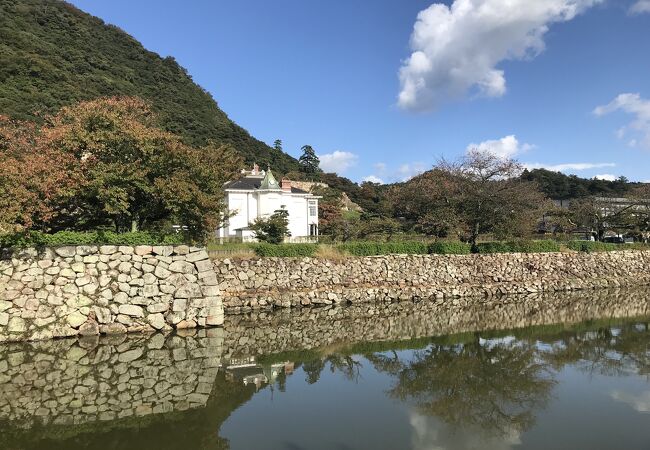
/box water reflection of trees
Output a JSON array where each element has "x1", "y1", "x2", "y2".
[
  {"x1": 279, "y1": 319, "x2": 650, "y2": 441},
  {"x1": 301, "y1": 354, "x2": 363, "y2": 384},
  {"x1": 367, "y1": 335, "x2": 554, "y2": 436},
  {"x1": 537, "y1": 321, "x2": 650, "y2": 378}
]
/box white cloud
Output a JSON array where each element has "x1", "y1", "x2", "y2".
[
  {"x1": 362, "y1": 175, "x2": 385, "y2": 184},
  {"x1": 468, "y1": 135, "x2": 533, "y2": 158},
  {"x1": 611, "y1": 390, "x2": 650, "y2": 412},
  {"x1": 398, "y1": 0, "x2": 602, "y2": 111},
  {"x1": 524, "y1": 162, "x2": 616, "y2": 172},
  {"x1": 397, "y1": 162, "x2": 428, "y2": 181},
  {"x1": 365, "y1": 161, "x2": 428, "y2": 183},
  {"x1": 594, "y1": 93, "x2": 650, "y2": 149},
  {"x1": 594, "y1": 173, "x2": 617, "y2": 181},
  {"x1": 630, "y1": 0, "x2": 650, "y2": 14},
  {"x1": 318, "y1": 151, "x2": 359, "y2": 174}
]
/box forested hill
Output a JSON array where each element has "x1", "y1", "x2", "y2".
[
  {"x1": 521, "y1": 168, "x2": 640, "y2": 200},
  {"x1": 0, "y1": 0, "x2": 300, "y2": 173}
]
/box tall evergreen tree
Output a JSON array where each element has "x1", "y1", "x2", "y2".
[
  {"x1": 298, "y1": 145, "x2": 321, "y2": 174},
  {"x1": 273, "y1": 139, "x2": 283, "y2": 152}
]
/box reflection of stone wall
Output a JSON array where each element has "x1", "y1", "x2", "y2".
[
  {"x1": 222, "y1": 288, "x2": 650, "y2": 357},
  {"x1": 0, "y1": 329, "x2": 223, "y2": 428},
  {"x1": 217, "y1": 251, "x2": 650, "y2": 311},
  {"x1": 0, "y1": 246, "x2": 223, "y2": 342},
  {"x1": 0, "y1": 288, "x2": 648, "y2": 433}
]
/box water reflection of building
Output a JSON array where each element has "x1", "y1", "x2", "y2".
[{"x1": 222, "y1": 357, "x2": 295, "y2": 391}]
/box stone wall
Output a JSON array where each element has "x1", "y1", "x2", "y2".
[
  {"x1": 217, "y1": 251, "x2": 650, "y2": 311},
  {"x1": 3, "y1": 246, "x2": 650, "y2": 342},
  {"x1": 0, "y1": 245, "x2": 223, "y2": 342}
]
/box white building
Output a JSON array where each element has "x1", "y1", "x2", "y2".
[{"x1": 217, "y1": 164, "x2": 320, "y2": 242}]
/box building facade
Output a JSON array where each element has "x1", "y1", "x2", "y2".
[{"x1": 217, "y1": 165, "x2": 320, "y2": 242}]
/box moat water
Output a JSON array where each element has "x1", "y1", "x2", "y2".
[{"x1": 1, "y1": 288, "x2": 650, "y2": 449}]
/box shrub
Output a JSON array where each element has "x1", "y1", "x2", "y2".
[
  {"x1": 475, "y1": 240, "x2": 561, "y2": 254},
  {"x1": 567, "y1": 241, "x2": 620, "y2": 252},
  {"x1": 336, "y1": 241, "x2": 428, "y2": 256},
  {"x1": 0, "y1": 231, "x2": 184, "y2": 249},
  {"x1": 428, "y1": 242, "x2": 472, "y2": 255},
  {"x1": 252, "y1": 243, "x2": 319, "y2": 257}
]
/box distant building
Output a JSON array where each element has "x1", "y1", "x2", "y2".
[{"x1": 216, "y1": 164, "x2": 320, "y2": 242}]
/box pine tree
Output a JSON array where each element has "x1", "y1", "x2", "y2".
[{"x1": 298, "y1": 145, "x2": 321, "y2": 174}]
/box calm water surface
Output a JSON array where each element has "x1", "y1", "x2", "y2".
[{"x1": 1, "y1": 289, "x2": 650, "y2": 449}]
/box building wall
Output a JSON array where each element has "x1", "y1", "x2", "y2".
[{"x1": 222, "y1": 190, "x2": 317, "y2": 239}]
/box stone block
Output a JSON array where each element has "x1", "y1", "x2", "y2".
[
  {"x1": 152, "y1": 246, "x2": 174, "y2": 256},
  {"x1": 174, "y1": 245, "x2": 190, "y2": 255},
  {"x1": 194, "y1": 259, "x2": 213, "y2": 273},
  {"x1": 154, "y1": 266, "x2": 172, "y2": 279},
  {"x1": 134, "y1": 245, "x2": 153, "y2": 256},
  {"x1": 147, "y1": 313, "x2": 165, "y2": 330},
  {"x1": 186, "y1": 250, "x2": 209, "y2": 263},
  {"x1": 76, "y1": 245, "x2": 98, "y2": 256},
  {"x1": 118, "y1": 304, "x2": 144, "y2": 317},
  {"x1": 100, "y1": 323, "x2": 127, "y2": 335},
  {"x1": 172, "y1": 298, "x2": 187, "y2": 312},
  {"x1": 54, "y1": 246, "x2": 76, "y2": 258},
  {"x1": 147, "y1": 303, "x2": 168, "y2": 314},
  {"x1": 168, "y1": 261, "x2": 194, "y2": 274},
  {"x1": 67, "y1": 311, "x2": 86, "y2": 328},
  {"x1": 175, "y1": 283, "x2": 202, "y2": 299},
  {"x1": 118, "y1": 246, "x2": 134, "y2": 255},
  {"x1": 202, "y1": 286, "x2": 220, "y2": 297},
  {"x1": 99, "y1": 245, "x2": 117, "y2": 255}
]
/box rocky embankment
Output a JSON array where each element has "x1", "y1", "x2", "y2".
[
  {"x1": 0, "y1": 245, "x2": 223, "y2": 342},
  {"x1": 216, "y1": 251, "x2": 650, "y2": 311}
]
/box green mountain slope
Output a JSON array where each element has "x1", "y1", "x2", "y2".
[{"x1": 0, "y1": 0, "x2": 299, "y2": 173}]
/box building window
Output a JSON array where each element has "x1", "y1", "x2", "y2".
[{"x1": 308, "y1": 201, "x2": 317, "y2": 217}]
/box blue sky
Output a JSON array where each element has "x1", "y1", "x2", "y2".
[{"x1": 68, "y1": 0, "x2": 650, "y2": 184}]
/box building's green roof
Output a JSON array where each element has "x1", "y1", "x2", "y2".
[{"x1": 260, "y1": 169, "x2": 281, "y2": 190}]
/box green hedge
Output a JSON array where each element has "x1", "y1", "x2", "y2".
[
  {"x1": 428, "y1": 242, "x2": 472, "y2": 255},
  {"x1": 568, "y1": 241, "x2": 650, "y2": 252},
  {"x1": 252, "y1": 243, "x2": 319, "y2": 257},
  {"x1": 0, "y1": 231, "x2": 184, "y2": 249},
  {"x1": 475, "y1": 240, "x2": 562, "y2": 254},
  {"x1": 336, "y1": 241, "x2": 429, "y2": 256}
]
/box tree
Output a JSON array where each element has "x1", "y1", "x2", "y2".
[
  {"x1": 0, "y1": 115, "x2": 80, "y2": 232},
  {"x1": 298, "y1": 145, "x2": 321, "y2": 174},
  {"x1": 1, "y1": 97, "x2": 242, "y2": 239},
  {"x1": 392, "y1": 151, "x2": 549, "y2": 246},
  {"x1": 250, "y1": 208, "x2": 290, "y2": 244},
  {"x1": 440, "y1": 150, "x2": 550, "y2": 246},
  {"x1": 273, "y1": 139, "x2": 282, "y2": 153},
  {"x1": 356, "y1": 215, "x2": 402, "y2": 241},
  {"x1": 390, "y1": 168, "x2": 460, "y2": 238}
]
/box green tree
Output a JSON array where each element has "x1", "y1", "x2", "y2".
[
  {"x1": 298, "y1": 145, "x2": 321, "y2": 174},
  {"x1": 28, "y1": 96, "x2": 242, "y2": 239},
  {"x1": 273, "y1": 139, "x2": 283, "y2": 153},
  {"x1": 250, "y1": 208, "x2": 291, "y2": 244}
]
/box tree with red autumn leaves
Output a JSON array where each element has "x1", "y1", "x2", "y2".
[{"x1": 0, "y1": 97, "x2": 242, "y2": 238}]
